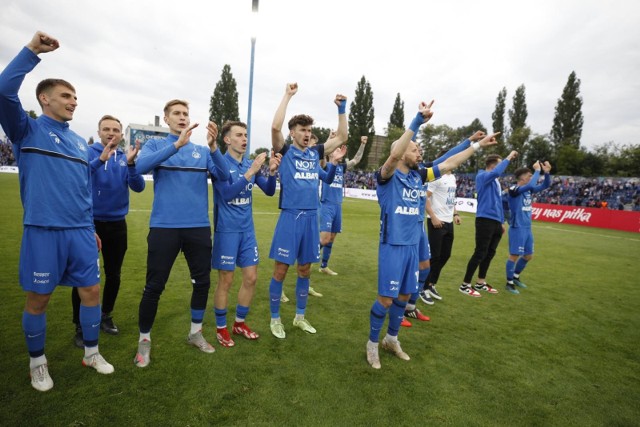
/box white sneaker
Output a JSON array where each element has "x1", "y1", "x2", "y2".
[
  {"x1": 30, "y1": 364, "x2": 53, "y2": 392},
  {"x1": 366, "y1": 341, "x2": 381, "y2": 369},
  {"x1": 82, "y1": 353, "x2": 115, "y2": 374},
  {"x1": 187, "y1": 331, "x2": 216, "y2": 353},
  {"x1": 293, "y1": 317, "x2": 317, "y2": 334},
  {"x1": 134, "y1": 339, "x2": 151, "y2": 368},
  {"x1": 270, "y1": 319, "x2": 286, "y2": 339},
  {"x1": 308, "y1": 287, "x2": 323, "y2": 297},
  {"x1": 319, "y1": 267, "x2": 338, "y2": 276},
  {"x1": 381, "y1": 336, "x2": 410, "y2": 361}
]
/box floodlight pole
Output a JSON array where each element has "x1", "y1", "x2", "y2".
[{"x1": 246, "y1": 0, "x2": 259, "y2": 159}]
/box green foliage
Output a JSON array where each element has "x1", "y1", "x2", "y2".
[
  {"x1": 0, "y1": 174, "x2": 638, "y2": 425},
  {"x1": 252, "y1": 147, "x2": 269, "y2": 160},
  {"x1": 491, "y1": 87, "x2": 507, "y2": 143},
  {"x1": 312, "y1": 126, "x2": 331, "y2": 144},
  {"x1": 387, "y1": 93, "x2": 405, "y2": 132},
  {"x1": 379, "y1": 126, "x2": 404, "y2": 167},
  {"x1": 551, "y1": 71, "x2": 584, "y2": 149},
  {"x1": 26, "y1": 109, "x2": 38, "y2": 119},
  {"x1": 348, "y1": 76, "x2": 375, "y2": 169},
  {"x1": 523, "y1": 134, "x2": 554, "y2": 169},
  {"x1": 209, "y1": 64, "x2": 240, "y2": 153},
  {"x1": 508, "y1": 84, "x2": 528, "y2": 131},
  {"x1": 420, "y1": 119, "x2": 487, "y2": 172},
  {"x1": 555, "y1": 144, "x2": 585, "y2": 175}
]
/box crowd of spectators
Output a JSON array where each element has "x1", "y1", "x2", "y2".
[{"x1": 0, "y1": 137, "x2": 15, "y2": 166}]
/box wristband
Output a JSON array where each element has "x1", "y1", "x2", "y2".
[
  {"x1": 338, "y1": 99, "x2": 346, "y2": 114},
  {"x1": 127, "y1": 162, "x2": 135, "y2": 167},
  {"x1": 408, "y1": 112, "x2": 424, "y2": 134},
  {"x1": 471, "y1": 142, "x2": 480, "y2": 152}
]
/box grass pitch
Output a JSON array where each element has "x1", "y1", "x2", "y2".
[{"x1": 0, "y1": 173, "x2": 638, "y2": 426}]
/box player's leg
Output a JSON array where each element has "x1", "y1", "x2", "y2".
[
  {"x1": 319, "y1": 204, "x2": 340, "y2": 276},
  {"x1": 461, "y1": 218, "x2": 493, "y2": 296},
  {"x1": 135, "y1": 228, "x2": 181, "y2": 367},
  {"x1": 514, "y1": 230, "x2": 534, "y2": 288},
  {"x1": 474, "y1": 220, "x2": 503, "y2": 294},
  {"x1": 292, "y1": 213, "x2": 321, "y2": 333},
  {"x1": 98, "y1": 219, "x2": 128, "y2": 335},
  {"x1": 232, "y1": 232, "x2": 260, "y2": 340},
  {"x1": 212, "y1": 231, "x2": 240, "y2": 347},
  {"x1": 182, "y1": 227, "x2": 215, "y2": 353}
]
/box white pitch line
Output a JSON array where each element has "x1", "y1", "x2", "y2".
[{"x1": 537, "y1": 225, "x2": 640, "y2": 242}]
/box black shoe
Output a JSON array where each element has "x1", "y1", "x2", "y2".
[
  {"x1": 73, "y1": 325, "x2": 84, "y2": 349},
  {"x1": 101, "y1": 314, "x2": 119, "y2": 335}
]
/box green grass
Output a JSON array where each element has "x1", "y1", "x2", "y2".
[{"x1": 0, "y1": 172, "x2": 639, "y2": 426}]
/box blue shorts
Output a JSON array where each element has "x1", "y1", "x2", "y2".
[
  {"x1": 378, "y1": 243, "x2": 419, "y2": 298},
  {"x1": 418, "y1": 221, "x2": 431, "y2": 262},
  {"x1": 508, "y1": 227, "x2": 534, "y2": 256},
  {"x1": 319, "y1": 202, "x2": 342, "y2": 233},
  {"x1": 212, "y1": 231, "x2": 259, "y2": 270},
  {"x1": 19, "y1": 226, "x2": 100, "y2": 294},
  {"x1": 269, "y1": 210, "x2": 320, "y2": 265}
]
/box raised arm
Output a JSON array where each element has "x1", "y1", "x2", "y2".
[
  {"x1": 346, "y1": 136, "x2": 367, "y2": 168},
  {"x1": 437, "y1": 132, "x2": 500, "y2": 175},
  {"x1": 380, "y1": 101, "x2": 434, "y2": 180},
  {"x1": 322, "y1": 94, "x2": 349, "y2": 154},
  {"x1": 271, "y1": 83, "x2": 298, "y2": 153},
  {"x1": 126, "y1": 140, "x2": 146, "y2": 193}
]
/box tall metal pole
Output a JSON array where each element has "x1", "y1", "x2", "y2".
[{"x1": 246, "y1": 0, "x2": 259, "y2": 159}]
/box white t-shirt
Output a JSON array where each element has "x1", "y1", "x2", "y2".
[{"x1": 427, "y1": 173, "x2": 457, "y2": 223}]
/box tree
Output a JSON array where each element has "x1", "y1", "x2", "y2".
[
  {"x1": 491, "y1": 87, "x2": 507, "y2": 143},
  {"x1": 26, "y1": 110, "x2": 38, "y2": 119},
  {"x1": 387, "y1": 93, "x2": 405, "y2": 132},
  {"x1": 209, "y1": 64, "x2": 240, "y2": 153},
  {"x1": 551, "y1": 71, "x2": 584, "y2": 149},
  {"x1": 379, "y1": 126, "x2": 404, "y2": 167},
  {"x1": 555, "y1": 145, "x2": 585, "y2": 175},
  {"x1": 523, "y1": 134, "x2": 554, "y2": 170},
  {"x1": 347, "y1": 76, "x2": 375, "y2": 169},
  {"x1": 507, "y1": 84, "x2": 529, "y2": 166},
  {"x1": 312, "y1": 127, "x2": 331, "y2": 144},
  {"x1": 252, "y1": 147, "x2": 269, "y2": 161}
]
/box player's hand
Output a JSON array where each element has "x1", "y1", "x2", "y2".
[
  {"x1": 99, "y1": 138, "x2": 119, "y2": 162},
  {"x1": 532, "y1": 160, "x2": 541, "y2": 171},
  {"x1": 469, "y1": 131, "x2": 486, "y2": 142},
  {"x1": 431, "y1": 216, "x2": 443, "y2": 229},
  {"x1": 127, "y1": 140, "x2": 141, "y2": 164},
  {"x1": 286, "y1": 83, "x2": 298, "y2": 97},
  {"x1": 95, "y1": 233, "x2": 102, "y2": 252},
  {"x1": 418, "y1": 100, "x2": 435, "y2": 122},
  {"x1": 360, "y1": 136, "x2": 368, "y2": 145},
  {"x1": 174, "y1": 122, "x2": 198, "y2": 149},
  {"x1": 206, "y1": 122, "x2": 218, "y2": 151},
  {"x1": 542, "y1": 161, "x2": 552, "y2": 173},
  {"x1": 507, "y1": 150, "x2": 518, "y2": 161},
  {"x1": 27, "y1": 31, "x2": 60, "y2": 55},
  {"x1": 454, "y1": 214, "x2": 462, "y2": 225},
  {"x1": 247, "y1": 152, "x2": 267, "y2": 178},
  {"x1": 269, "y1": 151, "x2": 282, "y2": 174},
  {"x1": 330, "y1": 145, "x2": 347, "y2": 163},
  {"x1": 478, "y1": 132, "x2": 500, "y2": 149}
]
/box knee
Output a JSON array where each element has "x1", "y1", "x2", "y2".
[
  {"x1": 297, "y1": 264, "x2": 311, "y2": 278},
  {"x1": 77, "y1": 285, "x2": 101, "y2": 306},
  {"x1": 524, "y1": 254, "x2": 533, "y2": 261},
  {"x1": 25, "y1": 293, "x2": 51, "y2": 314}
]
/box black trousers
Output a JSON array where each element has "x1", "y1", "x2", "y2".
[
  {"x1": 426, "y1": 218, "x2": 455, "y2": 286},
  {"x1": 72, "y1": 219, "x2": 127, "y2": 324},
  {"x1": 463, "y1": 217, "x2": 503, "y2": 284},
  {"x1": 138, "y1": 227, "x2": 212, "y2": 333}
]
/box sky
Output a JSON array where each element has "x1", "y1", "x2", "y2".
[{"x1": 1, "y1": 0, "x2": 639, "y2": 153}]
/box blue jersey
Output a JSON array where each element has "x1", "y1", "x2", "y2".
[
  {"x1": 508, "y1": 171, "x2": 551, "y2": 228},
  {"x1": 321, "y1": 162, "x2": 345, "y2": 204},
  {"x1": 376, "y1": 167, "x2": 440, "y2": 245},
  {"x1": 213, "y1": 152, "x2": 276, "y2": 233},
  {"x1": 277, "y1": 143, "x2": 325, "y2": 210},
  {"x1": 0, "y1": 47, "x2": 93, "y2": 229},
  {"x1": 135, "y1": 134, "x2": 229, "y2": 228},
  {"x1": 475, "y1": 159, "x2": 511, "y2": 222},
  {"x1": 88, "y1": 143, "x2": 145, "y2": 221}
]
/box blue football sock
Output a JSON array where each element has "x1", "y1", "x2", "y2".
[
  {"x1": 515, "y1": 258, "x2": 529, "y2": 276},
  {"x1": 191, "y1": 308, "x2": 205, "y2": 324},
  {"x1": 506, "y1": 259, "x2": 516, "y2": 281},
  {"x1": 269, "y1": 278, "x2": 283, "y2": 319},
  {"x1": 419, "y1": 267, "x2": 430, "y2": 290},
  {"x1": 321, "y1": 243, "x2": 333, "y2": 268},
  {"x1": 80, "y1": 304, "x2": 101, "y2": 348},
  {"x1": 214, "y1": 307, "x2": 227, "y2": 328},
  {"x1": 369, "y1": 300, "x2": 388, "y2": 343},
  {"x1": 23, "y1": 311, "x2": 46, "y2": 358},
  {"x1": 409, "y1": 292, "x2": 419, "y2": 305},
  {"x1": 296, "y1": 277, "x2": 310, "y2": 315},
  {"x1": 236, "y1": 304, "x2": 249, "y2": 322},
  {"x1": 387, "y1": 298, "x2": 408, "y2": 337}
]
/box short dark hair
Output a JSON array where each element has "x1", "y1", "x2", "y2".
[
  {"x1": 98, "y1": 115, "x2": 122, "y2": 130},
  {"x1": 485, "y1": 154, "x2": 502, "y2": 168},
  {"x1": 35, "y1": 79, "x2": 76, "y2": 107},
  {"x1": 287, "y1": 114, "x2": 314, "y2": 130},
  {"x1": 514, "y1": 167, "x2": 532, "y2": 180},
  {"x1": 163, "y1": 99, "x2": 189, "y2": 115},
  {"x1": 221, "y1": 120, "x2": 247, "y2": 139}
]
